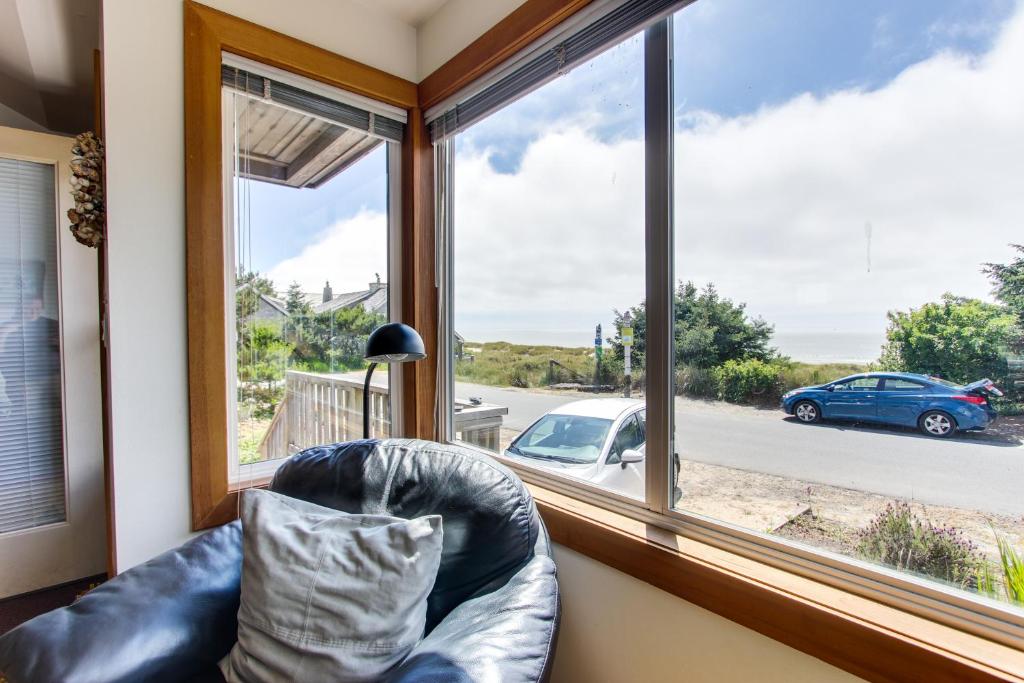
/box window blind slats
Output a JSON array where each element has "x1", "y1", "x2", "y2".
[
  {"x1": 427, "y1": 0, "x2": 695, "y2": 141},
  {"x1": 221, "y1": 65, "x2": 405, "y2": 143},
  {"x1": 0, "y1": 157, "x2": 66, "y2": 534}
]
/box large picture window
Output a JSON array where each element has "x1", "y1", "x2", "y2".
[{"x1": 432, "y1": 0, "x2": 1024, "y2": 643}]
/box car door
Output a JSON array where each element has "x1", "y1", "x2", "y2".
[
  {"x1": 876, "y1": 377, "x2": 929, "y2": 426},
  {"x1": 823, "y1": 376, "x2": 880, "y2": 420},
  {"x1": 595, "y1": 412, "x2": 645, "y2": 498}
]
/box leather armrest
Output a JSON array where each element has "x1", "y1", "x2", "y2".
[
  {"x1": 0, "y1": 522, "x2": 242, "y2": 683},
  {"x1": 385, "y1": 553, "x2": 560, "y2": 683}
]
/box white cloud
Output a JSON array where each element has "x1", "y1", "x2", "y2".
[
  {"x1": 267, "y1": 209, "x2": 388, "y2": 295},
  {"x1": 452, "y1": 4, "x2": 1024, "y2": 346}
]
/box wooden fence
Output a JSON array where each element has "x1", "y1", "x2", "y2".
[{"x1": 258, "y1": 370, "x2": 507, "y2": 460}]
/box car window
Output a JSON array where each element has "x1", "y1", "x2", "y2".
[
  {"x1": 637, "y1": 409, "x2": 646, "y2": 438},
  {"x1": 513, "y1": 415, "x2": 612, "y2": 464},
  {"x1": 882, "y1": 378, "x2": 925, "y2": 391},
  {"x1": 833, "y1": 377, "x2": 879, "y2": 391},
  {"x1": 607, "y1": 414, "x2": 645, "y2": 465}
]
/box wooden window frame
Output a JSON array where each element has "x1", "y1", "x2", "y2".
[
  {"x1": 181, "y1": 0, "x2": 1024, "y2": 679},
  {"x1": 183, "y1": 1, "x2": 434, "y2": 530},
  {"x1": 416, "y1": 1, "x2": 1024, "y2": 681}
]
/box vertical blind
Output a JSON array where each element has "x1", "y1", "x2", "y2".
[{"x1": 0, "y1": 157, "x2": 66, "y2": 534}]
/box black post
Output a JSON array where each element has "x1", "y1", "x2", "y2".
[{"x1": 363, "y1": 362, "x2": 378, "y2": 439}]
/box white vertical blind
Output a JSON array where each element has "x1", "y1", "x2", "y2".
[{"x1": 0, "y1": 157, "x2": 66, "y2": 533}]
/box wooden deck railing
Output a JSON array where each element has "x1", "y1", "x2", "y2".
[{"x1": 257, "y1": 370, "x2": 508, "y2": 460}]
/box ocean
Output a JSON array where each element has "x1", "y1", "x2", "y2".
[{"x1": 770, "y1": 332, "x2": 884, "y2": 365}]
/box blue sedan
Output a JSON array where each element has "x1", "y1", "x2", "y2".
[{"x1": 780, "y1": 372, "x2": 1001, "y2": 437}]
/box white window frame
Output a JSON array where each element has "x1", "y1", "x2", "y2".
[{"x1": 220, "y1": 71, "x2": 403, "y2": 487}]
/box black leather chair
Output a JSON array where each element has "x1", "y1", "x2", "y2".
[{"x1": 0, "y1": 439, "x2": 560, "y2": 682}]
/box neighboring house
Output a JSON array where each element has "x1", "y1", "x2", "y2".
[
  {"x1": 237, "y1": 282, "x2": 289, "y2": 324},
  {"x1": 239, "y1": 277, "x2": 389, "y2": 327},
  {"x1": 313, "y1": 276, "x2": 388, "y2": 317}
]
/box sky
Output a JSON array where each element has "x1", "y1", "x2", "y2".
[{"x1": 242, "y1": 0, "x2": 1023, "y2": 361}]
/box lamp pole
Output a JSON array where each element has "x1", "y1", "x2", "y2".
[{"x1": 363, "y1": 362, "x2": 378, "y2": 439}]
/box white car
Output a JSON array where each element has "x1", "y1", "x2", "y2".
[{"x1": 504, "y1": 398, "x2": 648, "y2": 499}]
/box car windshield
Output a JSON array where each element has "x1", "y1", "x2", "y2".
[
  {"x1": 927, "y1": 376, "x2": 963, "y2": 389},
  {"x1": 510, "y1": 415, "x2": 613, "y2": 464}
]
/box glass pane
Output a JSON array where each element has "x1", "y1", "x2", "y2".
[
  {"x1": 0, "y1": 158, "x2": 65, "y2": 532},
  {"x1": 671, "y1": 1, "x2": 1024, "y2": 610},
  {"x1": 224, "y1": 79, "x2": 392, "y2": 474},
  {"x1": 451, "y1": 32, "x2": 648, "y2": 500}
]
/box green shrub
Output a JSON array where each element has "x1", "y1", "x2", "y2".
[
  {"x1": 712, "y1": 358, "x2": 783, "y2": 404},
  {"x1": 857, "y1": 502, "x2": 983, "y2": 591},
  {"x1": 879, "y1": 293, "x2": 1016, "y2": 387}
]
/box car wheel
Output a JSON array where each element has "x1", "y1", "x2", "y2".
[
  {"x1": 919, "y1": 410, "x2": 956, "y2": 437},
  {"x1": 793, "y1": 400, "x2": 820, "y2": 423}
]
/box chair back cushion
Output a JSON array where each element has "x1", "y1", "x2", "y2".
[{"x1": 270, "y1": 439, "x2": 540, "y2": 631}]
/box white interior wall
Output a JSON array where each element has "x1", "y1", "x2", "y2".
[
  {"x1": 102, "y1": 2, "x2": 863, "y2": 680},
  {"x1": 101, "y1": 0, "x2": 418, "y2": 571},
  {"x1": 551, "y1": 545, "x2": 864, "y2": 682},
  {"x1": 417, "y1": 0, "x2": 529, "y2": 80}
]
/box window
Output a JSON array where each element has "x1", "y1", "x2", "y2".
[
  {"x1": 832, "y1": 377, "x2": 879, "y2": 391},
  {"x1": 882, "y1": 379, "x2": 926, "y2": 391},
  {"x1": 444, "y1": 30, "x2": 648, "y2": 502},
  {"x1": 0, "y1": 158, "x2": 64, "y2": 533},
  {"x1": 671, "y1": 0, "x2": 1022, "y2": 627},
  {"x1": 431, "y1": 0, "x2": 1024, "y2": 645},
  {"x1": 222, "y1": 59, "x2": 402, "y2": 483}
]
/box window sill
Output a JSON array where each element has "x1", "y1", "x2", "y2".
[{"x1": 529, "y1": 484, "x2": 1024, "y2": 683}]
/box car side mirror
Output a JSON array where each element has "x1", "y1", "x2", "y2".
[
  {"x1": 621, "y1": 448, "x2": 644, "y2": 464},
  {"x1": 825, "y1": 385, "x2": 835, "y2": 392}
]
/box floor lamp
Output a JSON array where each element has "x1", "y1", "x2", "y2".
[{"x1": 362, "y1": 322, "x2": 426, "y2": 438}]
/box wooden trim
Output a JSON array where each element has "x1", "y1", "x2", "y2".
[
  {"x1": 187, "y1": 3, "x2": 416, "y2": 108},
  {"x1": 93, "y1": 47, "x2": 116, "y2": 577},
  {"x1": 534, "y1": 485, "x2": 1024, "y2": 683},
  {"x1": 417, "y1": 0, "x2": 594, "y2": 111},
  {"x1": 184, "y1": 1, "x2": 419, "y2": 530},
  {"x1": 400, "y1": 107, "x2": 438, "y2": 440}
]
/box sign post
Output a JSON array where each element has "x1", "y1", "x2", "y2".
[
  {"x1": 621, "y1": 313, "x2": 633, "y2": 398},
  {"x1": 593, "y1": 324, "x2": 603, "y2": 386}
]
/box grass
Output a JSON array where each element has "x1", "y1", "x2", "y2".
[
  {"x1": 776, "y1": 361, "x2": 871, "y2": 393},
  {"x1": 456, "y1": 340, "x2": 870, "y2": 396},
  {"x1": 455, "y1": 341, "x2": 595, "y2": 388}
]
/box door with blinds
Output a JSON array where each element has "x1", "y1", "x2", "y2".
[{"x1": 0, "y1": 126, "x2": 105, "y2": 598}]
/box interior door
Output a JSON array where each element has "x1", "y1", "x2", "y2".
[
  {"x1": 823, "y1": 376, "x2": 880, "y2": 420},
  {"x1": 0, "y1": 126, "x2": 106, "y2": 598}
]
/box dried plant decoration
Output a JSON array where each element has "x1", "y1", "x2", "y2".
[{"x1": 68, "y1": 132, "x2": 105, "y2": 248}]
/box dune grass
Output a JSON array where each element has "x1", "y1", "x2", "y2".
[
  {"x1": 455, "y1": 340, "x2": 871, "y2": 399},
  {"x1": 455, "y1": 341, "x2": 595, "y2": 388}
]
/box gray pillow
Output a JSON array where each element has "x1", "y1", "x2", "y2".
[{"x1": 219, "y1": 489, "x2": 443, "y2": 683}]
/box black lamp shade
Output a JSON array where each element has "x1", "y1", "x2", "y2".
[{"x1": 365, "y1": 323, "x2": 426, "y2": 363}]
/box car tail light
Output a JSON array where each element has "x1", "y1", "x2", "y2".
[{"x1": 952, "y1": 395, "x2": 987, "y2": 405}]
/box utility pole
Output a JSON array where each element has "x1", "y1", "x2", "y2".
[
  {"x1": 621, "y1": 312, "x2": 633, "y2": 398},
  {"x1": 593, "y1": 323, "x2": 603, "y2": 386}
]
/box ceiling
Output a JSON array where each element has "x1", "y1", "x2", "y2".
[
  {"x1": 0, "y1": 0, "x2": 100, "y2": 134},
  {"x1": 361, "y1": 0, "x2": 450, "y2": 27}
]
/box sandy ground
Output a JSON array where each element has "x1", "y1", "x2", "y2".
[{"x1": 680, "y1": 458, "x2": 1024, "y2": 562}]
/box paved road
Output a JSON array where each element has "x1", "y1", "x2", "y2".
[{"x1": 455, "y1": 382, "x2": 1024, "y2": 515}]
